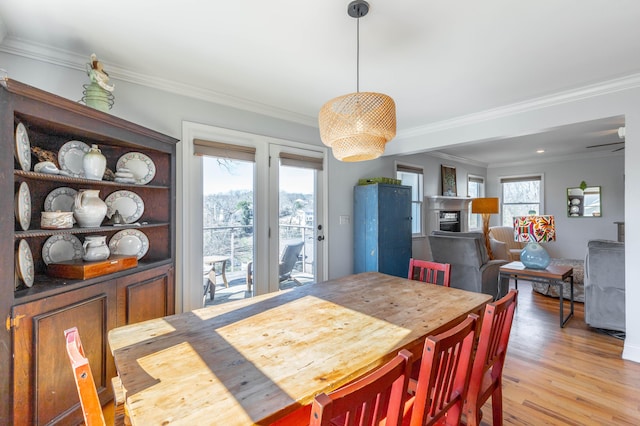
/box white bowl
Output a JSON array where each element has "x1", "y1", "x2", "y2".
[{"x1": 34, "y1": 161, "x2": 59, "y2": 174}]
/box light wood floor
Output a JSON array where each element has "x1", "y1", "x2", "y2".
[
  {"x1": 480, "y1": 280, "x2": 640, "y2": 425},
  {"x1": 103, "y1": 280, "x2": 640, "y2": 425}
]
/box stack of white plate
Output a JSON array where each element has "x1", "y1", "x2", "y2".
[{"x1": 114, "y1": 167, "x2": 136, "y2": 184}]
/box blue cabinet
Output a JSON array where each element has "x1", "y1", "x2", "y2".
[{"x1": 354, "y1": 183, "x2": 412, "y2": 277}]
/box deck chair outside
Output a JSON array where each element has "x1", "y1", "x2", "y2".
[
  {"x1": 247, "y1": 240, "x2": 305, "y2": 291},
  {"x1": 278, "y1": 241, "x2": 305, "y2": 282}
]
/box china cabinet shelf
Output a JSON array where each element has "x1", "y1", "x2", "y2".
[
  {"x1": 13, "y1": 259, "x2": 173, "y2": 302},
  {"x1": 14, "y1": 222, "x2": 170, "y2": 239},
  {"x1": 14, "y1": 169, "x2": 171, "y2": 189}
]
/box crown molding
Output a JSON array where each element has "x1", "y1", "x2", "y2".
[
  {"x1": 424, "y1": 150, "x2": 488, "y2": 168},
  {"x1": 424, "y1": 141, "x2": 623, "y2": 169},
  {"x1": 485, "y1": 149, "x2": 624, "y2": 169},
  {"x1": 397, "y1": 73, "x2": 640, "y2": 140},
  {"x1": 0, "y1": 37, "x2": 318, "y2": 127}
]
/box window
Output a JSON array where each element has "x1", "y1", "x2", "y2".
[
  {"x1": 396, "y1": 163, "x2": 423, "y2": 235},
  {"x1": 500, "y1": 175, "x2": 543, "y2": 226},
  {"x1": 467, "y1": 175, "x2": 485, "y2": 230}
]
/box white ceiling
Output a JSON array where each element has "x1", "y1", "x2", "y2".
[{"x1": 0, "y1": 0, "x2": 637, "y2": 165}]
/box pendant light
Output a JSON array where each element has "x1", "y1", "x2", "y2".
[{"x1": 318, "y1": 1, "x2": 396, "y2": 162}]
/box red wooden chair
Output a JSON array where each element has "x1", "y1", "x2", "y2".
[
  {"x1": 403, "y1": 314, "x2": 478, "y2": 426},
  {"x1": 309, "y1": 349, "x2": 414, "y2": 426},
  {"x1": 408, "y1": 258, "x2": 451, "y2": 287},
  {"x1": 464, "y1": 289, "x2": 518, "y2": 426},
  {"x1": 64, "y1": 327, "x2": 106, "y2": 426}
]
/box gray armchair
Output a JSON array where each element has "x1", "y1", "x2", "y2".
[
  {"x1": 584, "y1": 239, "x2": 625, "y2": 332},
  {"x1": 428, "y1": 231, "x2": 508, "y2": 299}
]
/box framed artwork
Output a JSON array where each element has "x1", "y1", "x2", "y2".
[{"x1": 441, "y1": 165, "x2": 457, "y2": 196}]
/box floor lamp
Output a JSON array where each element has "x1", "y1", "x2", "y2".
[{"x1": 472, "y1": 197, "x2": 499, "y2": 260}]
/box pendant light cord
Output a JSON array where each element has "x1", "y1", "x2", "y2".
[{"x1": 356, "y1": 16, "x2": 360, "y2": 93}]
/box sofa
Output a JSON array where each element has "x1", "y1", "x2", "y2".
[
  {"x1": 584, "y1": 239, "x2": 625, "y2": 332},
  {"x1": 428, "y1": 231, "x2": 508, "y2": 300}
]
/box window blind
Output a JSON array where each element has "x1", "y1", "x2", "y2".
[
  {"x1": 396, "y1": 164, "x2": 423, "y2": 174},
  {"x1": 279, "y1": 152, "x2": 323, "y2": 170},
  {"x1": 193, "y1": 139, "x2": 256, "y2": 162},
  {"x1": 500, "y1": 175, "x2": 541, "y2": 184}
]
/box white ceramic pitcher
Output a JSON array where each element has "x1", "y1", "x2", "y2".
[
  {"x1": 82, "y1": 235, "x2": 110, "y2": 261},
  {"x1": 73, "y1": 189, "x2": 107, "y2": 228}
]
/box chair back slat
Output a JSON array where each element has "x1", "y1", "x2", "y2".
[
  {"x1": 408, "y1": 314, "x2": 478, "y2": 426},
  {"x1": 408, "y1": 258, "x2": 451, "y2": 287},
  {"x1": 464, "y1": 289, "x2": 518, "y2": 426},
  {"x1": 310, "y1": 349, "x2": 413, "y2": 426}
]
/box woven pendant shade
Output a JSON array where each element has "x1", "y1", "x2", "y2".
[
  {"x1": 318, "y1": 0, "x2": 396, "y2": 162},
  {"x1": 319, "y1": 91, "x2": 396, "y2": 162}
]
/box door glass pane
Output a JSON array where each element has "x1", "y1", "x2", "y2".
[
  {"x1": 202, "y1": 157, "x2": 254, "y2": 305},
  {"x1": 397, "y1": 171, "x2": 422, "y2": 235},
  {"x1": 279, "y1": 164, "x2": 316, "y2": 288}
]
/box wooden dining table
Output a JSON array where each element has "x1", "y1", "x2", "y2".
[{"x1": 108, "y1": 272, "x2": 492, "y2": 425}]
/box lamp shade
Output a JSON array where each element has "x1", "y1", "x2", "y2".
[
  {"x1": 471, "y1": 197, "x2": 499, "y2": 214},
  {"x1": 513, "y1": 215, "x2": 556, "y2": 242},
  {"x1": 513, "y1": 215, "x2": 555, "y2": 269},
  {"x1": 319, "y1": 91, "x2": 396, "y2": 162}
]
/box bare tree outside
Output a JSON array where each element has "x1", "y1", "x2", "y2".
[{"x1": 502, "y1": 179, "x2": 541, "y2": 226}]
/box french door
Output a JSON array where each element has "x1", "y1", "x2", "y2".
[
  {"x1": 179, "y1": 122, "x2": 327, "y2": 311},
  {"x1": 268, "y1": 145, "x2": 326, "y2": 293}
]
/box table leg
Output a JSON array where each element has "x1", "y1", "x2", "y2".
[
  {"x1": 221, "y1": 260, "x2": 229, "y2": 288},
  {"x1": 559, "y1": 278, "x2": 574, "y2": 328},
  {"x1": 570, "y1": 275, "x2": 574, "y2": 317},
  {"x1": 207, "y1": 269, "x2": 217, "y2": 300}
]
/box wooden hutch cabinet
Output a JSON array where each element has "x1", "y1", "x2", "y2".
[{"x1": 0, "y1": 79, "x2": 177, "y2": 425}]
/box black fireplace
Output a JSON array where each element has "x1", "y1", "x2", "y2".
[{"x1": 439, "y1": 210, "x2": 461, "y2": 232}]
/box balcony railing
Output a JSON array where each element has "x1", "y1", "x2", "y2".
[{"x1": 203, "y1": 224, "x2": 314, "y2": 275}]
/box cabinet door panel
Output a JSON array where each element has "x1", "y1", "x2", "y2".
[
  {"x1": 12, "y1": 282, "x2": 116, "y2": 425},
  {"x1": 116, "y1": 264, "x2": 175, "y2": 326}
]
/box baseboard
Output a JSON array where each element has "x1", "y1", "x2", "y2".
[{"x1": 622, "y1": 340, "x2": 640, "y2": 363}]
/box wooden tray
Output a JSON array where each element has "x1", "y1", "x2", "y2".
[{"x1": 47, "y1": 255, "x2": 138, "y2": 279}]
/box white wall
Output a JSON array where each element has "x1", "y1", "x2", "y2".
[{"x1": 487, "y1": 154, "x2": 624, "y2": 259}]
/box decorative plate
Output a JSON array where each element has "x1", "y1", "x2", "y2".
[
  {"x1": 105, "y1": 190, "x2": 144, "y2": 223},
  {"x1": 109, "y1": 229, "x2": 149, "y2": 260},
  {"x1": 16, "y1": 239, "x2": 34, "y2": 287},
  {"x1": 116, "y1": 152, "x2": 156, "y2": 185},
  {"x1": 44, "y1": 187, "x2": 78, "y2": 212},
  {"x1": 15, "y1": 122, "x2": 31, "y2": 171},
  {"x1": 42, "y1": 234, "x2": 83, "y2": 265},
  {"x1": 58, "y1": 140, "x2": 90, "y2": 177},
  {"x1": 14, "y1": 182, "x2": 31, "y2": 231}
]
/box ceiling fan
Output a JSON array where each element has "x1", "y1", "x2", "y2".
[{"x1": 586, "y1": 126, "x2": 625, "y2": 152}]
